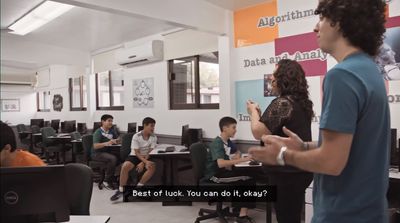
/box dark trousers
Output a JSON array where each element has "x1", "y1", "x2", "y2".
[
  {"x1": 213, "y1": 169, "x2": 257, "y2": 209},
  {"x1": 92, "y1": 151, "x2": 118, "y2": 182},
  {"x1": 268, "y1": 172, "x2": 313, "y2": 223}
]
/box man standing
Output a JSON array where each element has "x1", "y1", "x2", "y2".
[
  {"x1": 92, "y1": 114, "x2": 119, "y2": 189},
  {"x1": 250, "y1": 0, "x2": 389, "y2": 222}
]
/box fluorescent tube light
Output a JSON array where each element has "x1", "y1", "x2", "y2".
[{"x1": 8, "y1": 1, "x2": 74, "y2": 35}]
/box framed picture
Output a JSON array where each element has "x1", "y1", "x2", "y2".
[{"x1": 1, "y1": 99, "x2": 20, "y2": 112}]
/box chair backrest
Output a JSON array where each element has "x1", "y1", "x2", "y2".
[
  {"x1": 16, "y1": 124, "x2": 27, "y2": 132},
  {"x1": 189, "y1": 142, "x2": 208, "y2": 184},
  {"x1": 120, "y1": 133, "x2": 134, "y2": 160},
  {"x1": 70, "y1": 131, "x2": 82, "y2": 140},
  {"x1": 65, "y1": 163, "x2": 93, "y2": 215},
  {"x1": 127, "y1": 123, "x2": 137, "y2": 133},
  {"x1": 41, "y1": 127, "x2": 57, "y2": 145},
  {"x1": 82, "y1": 134, "x2": 93, "y2": 161}
]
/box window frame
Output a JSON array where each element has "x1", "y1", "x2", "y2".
[
  {"x1": 168, "y1": 53, "x2": 219, "y2": 110},
  {"x1": 95, "y1": 70, "x2": 124, "y2": 111},
  {"x1": 68, "y1": 76, "x2": 87, "y2": 111},
  {"x1": 36, "y1": 91, "x2": 50, "y2": 112}
]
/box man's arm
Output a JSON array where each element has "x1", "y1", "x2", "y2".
[
  {"x1": 251, "y1": 129, "x2": 353, "y2": 176},
  {"x1": 217, "y1": 157, "x2": 252, "y2": 168}
]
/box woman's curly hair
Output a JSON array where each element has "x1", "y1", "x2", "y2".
[
  {"x1": 274, "y1": 59, "x2": 314, "y2": 120},
  {"x1": 315, "y1": 0, "x2": 386, "y2": 56}
]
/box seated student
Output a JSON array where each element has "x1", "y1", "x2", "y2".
[
  {"x1": 0, "y1": 121, "x2": 45, "y2": 167},
  {"x1": 204, "y1": 117, "x2": 255, "y2": 223},
  {"x1": 110, "y1": 117, "x2": 157, "y2": 201},
  {"x1": 92, "y1": 114, "x2": 119, "y2": 189}
]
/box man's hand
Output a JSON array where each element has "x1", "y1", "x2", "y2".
[
  {"x1": 145, "y1": 161, "x2": 155, "y2": 170},
  {"x1": 246, "y1": 100, "x2": 261, "y2": 116},
  {"x1": 136, "y1": 162, "x2": 145, "y2": 172},
  {"x1": 279, "y1": 127, "x2": 304, "y2": 151},
  {"x1": 110, "y1": 139, "x2": 117, "y2": 145},
  {"x1": 248, "y1": 135, "x2": 285, "y2": 165}
]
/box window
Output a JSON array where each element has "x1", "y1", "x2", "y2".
[
  {"x1": 95, "y1": 70, "x2": 124, "y2": 110},
  {"x1": 69, "y1": 76, "x2": 87, "y2": 111},
  {"x1": 168, "y1": 52, "x2": 219, "y2": 109},
  {"x1": 37, "y1": 91, "x2": 51, "y2": 112}
]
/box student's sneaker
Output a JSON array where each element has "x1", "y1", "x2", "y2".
[
  {"x1": 110, "y1": 190, "x2": 123, "y2": 201},
  {"x1": 235, "y1": 216, "x2": 255, "y2": 223}
]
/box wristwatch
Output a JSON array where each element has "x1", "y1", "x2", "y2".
[{"x1": 276, "y1": 146, "x2": 287, "y2": 166}]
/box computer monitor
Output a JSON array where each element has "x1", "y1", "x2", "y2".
[
  {"x1": 390, "y1": 129, "x2": 398, "y2": 166},
  {"x1": 181, "y1": 124, "x2": 189, "y2": 146},
  {"x1": 30, "y1": 119, "x2": 44, "y2": 128},
  {"x1": 1, "y1": 165, "x2": 69, "y2": 222},
  {"x1": 181, "y1": 125, "x2": 202, "y2": 147},
  {"x1": 127, "y1": 123, "x2": 137, "y2": 133},
  {"x1": 63, "y1": 120, "x2": 76, "y2": 133},
  {"x1": 51, "y1": 119, "x2": 60, "y2": 133},
  {"x1": 93, "y1": 122, "x2": 102, "y2": 133}
]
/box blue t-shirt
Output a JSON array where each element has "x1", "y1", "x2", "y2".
[{"x1": 313, "y1": 53, "x2": 390, "y2": 223}]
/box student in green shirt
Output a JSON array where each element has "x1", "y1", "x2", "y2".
[
  {"x1": 204, "y1": 117, "x2": 255, "y2": 223},
  {"x1": 92, "y1": 114, "x2": 119, "y2": 189}
]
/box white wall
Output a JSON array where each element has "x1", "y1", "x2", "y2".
[
  {"x1": 0, "y1": 85, "x2": 36, "y2": 125},
  {"x1": 34, "y1": 64, "x2": 90, "y2": 124},
  {"x1": 90, "y1": 30, "x2": 231, "y2": 138}
]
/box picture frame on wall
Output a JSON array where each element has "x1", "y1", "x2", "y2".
[{"x1": 1, "y1": 99, "x2": 20, "y2": 112}]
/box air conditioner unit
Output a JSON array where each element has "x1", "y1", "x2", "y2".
[{"x1": 115, "y1": 40, "x2": 163, "y2": 66}]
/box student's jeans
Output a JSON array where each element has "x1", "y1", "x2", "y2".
[{"x1": 92, "y1": 151, "x2": 118, "y2": 183}]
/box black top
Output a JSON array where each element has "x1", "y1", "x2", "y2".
[{"x1": 259, "y1": 96, "x2": 312, "y2": 173}]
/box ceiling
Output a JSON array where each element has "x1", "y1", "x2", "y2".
[{"x1": 0, "y1": 0, "x2": 268, "y2": 74}]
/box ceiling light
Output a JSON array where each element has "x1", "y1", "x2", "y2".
[{"x1": 8, "y1": 1, "x2": 74, "y2": 35}]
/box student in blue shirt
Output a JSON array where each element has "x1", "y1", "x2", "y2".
[{"x1": 249, "y1": 0, "x2": 389, "y2": 222}]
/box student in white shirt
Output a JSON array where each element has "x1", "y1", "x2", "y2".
[{"x1": 110, "y1": 117, "x2": 157, "y2": 201}]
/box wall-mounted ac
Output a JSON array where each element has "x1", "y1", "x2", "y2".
[{"x1": 115, "y1": 40, "x2": 163, "y2": 67}]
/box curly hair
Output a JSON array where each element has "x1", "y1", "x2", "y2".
[
  {"x1": 315, "y1": 0, "x2": 386, "y2": 56},
  {"x1": 274, "y1": 59, "x2": 314, "y2": 120}
]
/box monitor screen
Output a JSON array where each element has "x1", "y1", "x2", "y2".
[
  {"x1": 181, "y1": 124, "x2": 189, "y2": 146},
  {"x1": 30, "y1": 119, "x2": 44, "y2": 128},
  {"x1": 93, "y1": 122, "x2": 102, "y2": 133},
  {"x1": 63, "y1": 120, "x2": 76, "y2": 133},
  {"x1": 128, "y1": 123, "x2": 137, "y2": 133},
  {"x1": 1, "y1": 165, "x2": 69, "y2": 222}
]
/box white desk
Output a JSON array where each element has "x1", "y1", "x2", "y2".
[
  {"x1": 389, "y1": 167, "x2": 400, "y2": 179},
  {"x1": 45, "y1": 215, "x2": 110, "y2": 223}
]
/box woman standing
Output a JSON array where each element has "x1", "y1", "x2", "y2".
[{"x1": 247, "y1": 59, "x2": 314, "y2": 223}]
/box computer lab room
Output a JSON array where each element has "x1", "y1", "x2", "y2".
[{"x1": 1, "y1": 0, "x2": 400, "y2": 223}]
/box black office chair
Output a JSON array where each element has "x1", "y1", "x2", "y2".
[
  {"x1": 119, "y1": 133, "x2": 142, "y2": 185},
  {"x1": 127, "y1": 123, "x2": 137, "y2": 133},
  {"x1": 82, "y1": 134, "x2": 107, "y2": 190},
  {"x1": 190, "y1": 142, "x2": 231, "y2": 223},
  {"x1": 70, "y1": 132, "x2": 83, "y2": 162},
  {"x1": 65, "y1": 163, "x2": 93, "y2": 215},
  {"x1": 16, "y1": 124, "x2": 30, "y2": 147},
  {"x1": 41, "y1": 127, "x2": 64, "y2": 164}
]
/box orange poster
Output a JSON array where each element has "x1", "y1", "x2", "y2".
[{"x1": 234, "y1": 0, "x2": 278, "y2": 48}]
